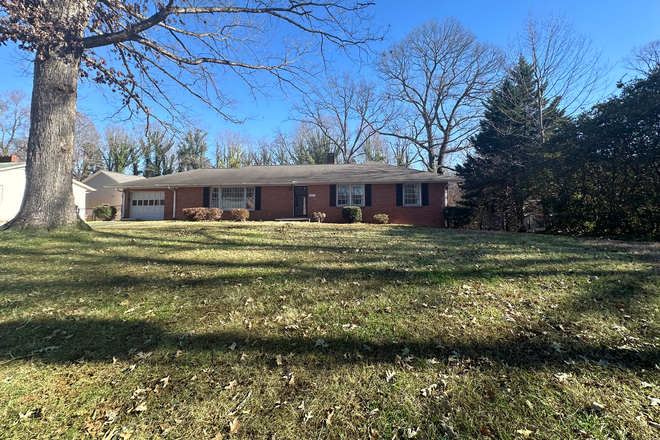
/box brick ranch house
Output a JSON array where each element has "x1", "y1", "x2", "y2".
[{"x1": 111, "y1": 159, "x2": 457, "y2": 227}]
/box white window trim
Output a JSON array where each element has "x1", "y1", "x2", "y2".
[
  {"x1": 403, "y1": 183, "x2": 421, "y2": 207},
  {"x1": 336, "y1": 184, "x2": 364, "y2": 207},
  {"x1": 215, "y1": 186, "x2": 256, "y2": 211}
]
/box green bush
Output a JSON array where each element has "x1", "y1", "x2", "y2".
[
  {"x1": 373, "y1": 214, "x2": 389, "y2": 224},
  {"x1": 232, "y1": 208, "x2": 250, "y2": 222},
  {"x1": 93, "y1": 205, "x2": 116, "y2": 221},
  {"x1": 443, "y1": 206, "x2": 473, "y2": 229},
  {"x1": 342, "y1": 206, "x2": 362, "y2": 223},
  {"x1": 182, "y1": 207, "x2": 223, "y2": 222}
]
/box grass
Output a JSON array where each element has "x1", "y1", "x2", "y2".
[{"x1": 0, "y1": 221, "x2": 659, "y2": 439}]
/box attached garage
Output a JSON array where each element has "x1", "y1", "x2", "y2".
[{"x1": 129, "y1": 191, "x2": 165, "y2": 220}]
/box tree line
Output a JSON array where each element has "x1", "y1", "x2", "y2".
[
  {"x1": 456, "y1": 50, "x2": 660, "y2": 237},
  {"x1": 1, "y1": 12, "x2": 614, "y2": 180},
  {"x1": 0, "y1": 0, "x2": 655, "y2": 231}
]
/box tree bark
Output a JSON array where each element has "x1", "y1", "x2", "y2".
[
  {"x1": 2, "y1": 0, "x2": 91, "y2": 230},
  {"x1": 2, "y1": 49, "x2": 82, "y2": 230}
]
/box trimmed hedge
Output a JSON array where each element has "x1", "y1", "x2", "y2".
[
  {"x1": 443, "y1": 206, "x2": 473, "y2": 229},
  {"x1": 342, "y1": 206, "x2": 362, "y2": 223},
  {"x1": 373, "y1": 214, "x2": 389, "y2": 224},
  {"x1": 93, "y1": 205, "x2": 117, "y2": 221},
  {"x1": 232, "y1": 208, "x2": 250, "y2": 222},
  {"x1": 183, "y1": 207, "x2": 223, "y2": 222}
]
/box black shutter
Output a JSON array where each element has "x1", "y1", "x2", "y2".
[
  {"x1": 421, "y1": 183, "x2": 429, "y2": 206},
  {"x1": 396, "y1": 184, "x2": 403, "y2": 206},
  {"x1": 365, "y1": 184, "x2": 372, "y2": 206},
  {"x1": 330, "y1": 185, "x2": 336, "y2": 207},
  {"x1": 255, "y1": 186, "x2": 261, "y2": 210},
  {"x1": 203, "y1": 187, "x2": 210, "y2": 207}
]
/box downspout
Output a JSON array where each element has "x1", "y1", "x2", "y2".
[
  {"x1": 168, "y1": 186, "x2": 178, "y2": 220},
  {"x1": 117, "y1": 188, "x2": 126, "y2": 219}
]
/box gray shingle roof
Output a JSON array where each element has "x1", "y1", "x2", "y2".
[
  {"x1": 83, "y1": 170, "x2": 146, "y2": 184},
  {"x1": 0, "y1": 162, "x2": 25, "y2": 170},
  {"x1": 110, "y1": 162, "x2": 456, "y2": 188}
]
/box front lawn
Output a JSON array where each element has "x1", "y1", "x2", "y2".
[{"x1": 0, "y1": 222, "x2": 659, "y2": 439}]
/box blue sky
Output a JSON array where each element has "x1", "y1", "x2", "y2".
[{"x1": 0, "y1": 0, "x2": 658, "y2": 140}]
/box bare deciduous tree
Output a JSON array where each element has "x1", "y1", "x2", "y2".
[
  {"x1": 625, "y1": 40, "x2": 660, "y2": 75},
  {"x1": 0, "y1": 89, "x2": 30, "y2": 157},
  {"x1": 213, "y1": 130, "x2": 252, "y2": 169},
  {"x1": 72, "y1": 112, "x2": 102, "y2": 180},
  {"x1": 0, "y1": 0, "x2": 378, "y2": 229},
  {"x1": 516, "y1": 11, "x2": 608, "y2": 142},
  {"x1": 377, "y1": 18, "x2": 502, "y2": 174},
  {"x1": 293, "y1": 73, "x2": 391, "y2": 163},
  {"x1": 100, "y1": 126, "x2": 139, "y2": 174}
]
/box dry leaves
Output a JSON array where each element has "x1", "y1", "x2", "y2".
[{"x1": 229, "y1": 417, "x2": 240, "y2": 434}]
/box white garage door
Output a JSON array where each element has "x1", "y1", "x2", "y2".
[{"x1": 130, "y1": 191, "x2": 165, "y2": 220}]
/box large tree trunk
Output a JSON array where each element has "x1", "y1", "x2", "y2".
[
  {"x1": 2, "y1": 0, "x2": 91, "y2": 230},
  {"x1": 2, "y1": 49, "x2": 82, "y2": 230}
]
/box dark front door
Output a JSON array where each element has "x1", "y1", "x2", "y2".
[{"x1": 293, "y1": 186, "x2": 308, "y2": 217}]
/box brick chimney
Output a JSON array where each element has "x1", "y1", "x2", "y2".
[
  {"x1": 326, "y1": 152, "x2": 335, "y2": 164},
  {"x1": 0, "y1": 155, "x2": 20, "y2": 163}
]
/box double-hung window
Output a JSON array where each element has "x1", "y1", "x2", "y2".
[
  {"x1": 403, "y1": 183, "x2": 421, "y2": 206},
  {"x1": 211, "y1": 187, "x2": 255, "y2": 210},
  {"x1": 337, "y1": 184, "x2": 364, "y2": 207}
]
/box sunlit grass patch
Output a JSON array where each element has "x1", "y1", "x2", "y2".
[{"x1": 0, "y1": 222, "x2": 659, "y2": 439}]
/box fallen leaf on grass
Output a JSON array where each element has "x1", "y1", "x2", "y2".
[
  {"x1": 370, "y1": 428, "x2": 380, "y2": 440},
  {"x1": 590, "y1": 402, "x2": 605, "y2": 413},
  {"x1": 229, "y1": 418, "x2": 240, "y2": 434},
  {"x1": 480, "y1": 424, "x2": 490, "y2": 436},
  {"x1": 406, "y1": 427, "x2": 419, "y2": 438},
  {"x1": 224, "y1": 380, "x2": 237, "y2": 390},
  {"x1": 229, "y1": 342, "x2": 237, "y2": 350},
  {"x1": 325, "y1": 409, "x2": 334, "y2": 426},
  {"x1": 420, "y1": 384, "x2": 438, "y2": 397},
  {"x1": 276, "y1": 354, "x2": 283, "y2": 365},
  {"x1": 650, "y1": 398, "x2": 660, "y2": 406},
  {"x1": 315, "y1": 338, "x2": 329, "y2": 348},
  {"x1": 516, "y1": 429, "x2": 533, "y2": 437},
  {"x1": 385, "y1": 370, "x2": 396, "y2": 382}
]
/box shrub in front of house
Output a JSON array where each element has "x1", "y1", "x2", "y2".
[
  {"x1": 183, "y1": 207, "x2": 223, "y2": 221},
  {"x1": 373, "y1": 214, "x2": 389, "y2": 224},
  {"x1": 342, "y1": 206, "x2": 362, "y2": 223},
  {"x1": 443, "y1": 206, "x2": 473, "y2": 229},
  {"x1": 232, "y1": 208, "x2": 250, "y2": 222},
  {"x1": 93, "y1": 205, "x2": 116, "y2": 221}
]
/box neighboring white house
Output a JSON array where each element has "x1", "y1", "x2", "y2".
[
  {"x1": 82, "y1": 170, "x2": 144, "y2": 220},
  {"x1": 0, "y1": 156, "x2": 95, "y2": 222}
]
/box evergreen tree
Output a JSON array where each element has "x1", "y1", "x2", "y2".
[
  {"x1": 456, "y1": 57, "x2": 562, "y2": 231},
  {"x1": 541, "y1": 69, "x2": 660, "y2": 236}
]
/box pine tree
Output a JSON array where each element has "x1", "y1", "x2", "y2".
[{"x1": 456, "y1": 57, "x2": 562, "y2": 231}]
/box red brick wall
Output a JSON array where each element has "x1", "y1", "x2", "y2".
[
  {"x1": 125, "y1": 183, "x2": 448, "y2": 227},
  {"x1": 307, "y1": 183, "x2": 446, "y2": 227}
]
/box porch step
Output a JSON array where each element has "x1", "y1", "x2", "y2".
[{"x1": 275, "y1": 217, "x2": 311, "y2": 222}]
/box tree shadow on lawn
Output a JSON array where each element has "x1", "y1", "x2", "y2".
[{"x1": 0, "y1": 315, "x2": 657, "y2": 371}]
